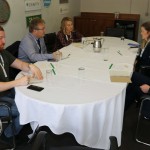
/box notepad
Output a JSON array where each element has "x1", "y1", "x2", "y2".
[
  {"x1": 29, "y1": 77, "x2": 43, "y2": 84},
  {"x1": 109, "y1": 63, "x2": 132, "y2": 83}
]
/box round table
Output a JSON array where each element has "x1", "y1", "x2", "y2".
[{"x1": 15, "y1": 37, "x2": 139, "y2": 149}]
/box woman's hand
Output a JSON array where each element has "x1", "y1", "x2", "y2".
[{"x1": 140, "y1": 84, "x2": 150, "y2": 93}]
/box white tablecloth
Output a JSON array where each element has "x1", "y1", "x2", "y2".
[{"x1": 15, "y1": 37, "x2": 138, "y2": 149}]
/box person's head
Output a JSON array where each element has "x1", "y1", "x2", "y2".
[
  {"x1": 0, "y1": 26, "x2": 5, "y2": 52},
  {"x1": 141, "y1": 21, "x2": 150, "y2": 41},
  {"x1": 29, "y1": 18, "x2": 46, "y2": 38},
  {"x1": 60, "y1": 17, "x2": 74, "y2": 34}
]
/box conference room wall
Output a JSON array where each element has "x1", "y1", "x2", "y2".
[
  {"x1": 2, "y1": 0, "x2": 80, "y2": 47},
  {"x1": 80, "y1": 0, "x2": 150, "y2": 42}
]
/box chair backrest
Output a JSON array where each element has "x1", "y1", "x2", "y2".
[
  {"x1": 44, "y1": 33, "x2": 57, "y2": 53},
  {"x1": 5, "y1": 41, "x2": 20, "y2": 58},
  {"x1": 5, "y1": 41, "x2": 21, "y2": 80},
  {"x1": 105, "y1": 28, "x2": 124, "y2": 37}
]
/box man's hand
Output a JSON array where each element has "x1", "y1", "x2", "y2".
[
  {"x1": 29, "y1": 64, "x2": 43, "y2": 80},
  {"x1": 15, "y1": 76, "x2": 30, "y2": 86},
  {"x1": 52, "y1": 51, "x2": 62, "y2": 61}
]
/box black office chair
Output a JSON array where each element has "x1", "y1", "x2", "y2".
[
  {"x1": 105, "y1": 28, "x2": 124, "y2": 38},
  {"x1": 5, "y1": 41, "x2": 21, "y2": 80},
  {"x1": 31, "y1": 129, "x2": 119, "y2": 150},
  {"x1": 44, "y1": 32, "x2": 57, "y2": 53},
  {"x1": 135, "y1": 95, "x2": 150, "y2": 146},
  {"x1": 0, "y1": 100, "x2": 16, "y2": 149}
]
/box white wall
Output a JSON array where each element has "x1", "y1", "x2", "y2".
[
  {"x1": 80, "y1": 0, "x2": 150, "y2": 41},
  {"x1": 2, "y1": 0, "x2": 80, "y2": 47},
  {"x1": 2, "y1": 0, "x2": 149, "y2": 46}
]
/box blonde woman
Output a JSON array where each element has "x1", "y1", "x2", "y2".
[{"x1": 56, "y1": 17, "x2": 83, "y2": 49}]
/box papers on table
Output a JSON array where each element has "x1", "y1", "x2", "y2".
[
  {"x1": 29, "y1": 77, "x2": 43, "y2": 84},
  {"x1": 109, "y1": 63, "x2": 132, "y2": 83}
]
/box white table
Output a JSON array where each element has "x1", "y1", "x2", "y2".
[{"x1": 15, "y1": 37, "x2": 138, "y2": 149}]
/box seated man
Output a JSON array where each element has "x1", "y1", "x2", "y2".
[
  {"x1": 18, "y1": 18, "x2": 61, "y2": 63},
  {"x1": 0, "y1": 25, "x2": 43, "y2": 145},
  {"x1": 125, "y1": 72, "x2": 150, "y2": 110}
]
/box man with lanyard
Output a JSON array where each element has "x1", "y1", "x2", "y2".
[
  {"x1": 0, "y1": 25, "x2": 43, "y2": 147},
  {"x1": 18, "y1": 18, "x2": 62, "y2": 63}
]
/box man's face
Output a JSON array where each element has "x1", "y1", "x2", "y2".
[
  {"x1": 34, "y1": 23, "x2": 46, "y2": 38},
  {"x1": 0, "y1": 31, "x2": 5, "y2": 52}
]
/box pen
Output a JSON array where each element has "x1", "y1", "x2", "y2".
[
  {"x1": 61, "y1": 54, "x2": 71, "y2": 60},
  {"x1": 109, "y1": 64, "x2": 113, "y2": 69},
  {"x1": 50, "y1": 63, "x2": 55, "y2": 69},
  {"x1": 117, "y1": 51, "x2": 122, "y2": 56},
  {"x1": 52, "y1": 68, "x2": 56, "y2": 75},
  {"x1": 129, "y1": 46, "x2": 138, "y2": 48}
]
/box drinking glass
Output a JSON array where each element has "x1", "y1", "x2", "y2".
[
  {"x1": 81, "y1": 37, "x2": 87, "y2": 48},
  {"x1": 100, "y1": 32, "x2": 104, "y2": 36},
  {"x1": 46, "y1": 69, "x2": 52, "y2": 82},
  {"x1": 78, "y1": 67, "x2": 85, "y2": 79},
  {"x1": 120, "y1": 36, "x2": 125, "y2": 45},
  {"x1": 102, "y1": 48, "x2": 109, "y2": 61}
]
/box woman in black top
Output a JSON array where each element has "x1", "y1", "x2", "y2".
[{"x1": 136, "y1": 21, "x2": 150, "y2": 70}]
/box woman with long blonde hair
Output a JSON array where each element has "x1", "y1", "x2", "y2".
[{"x1": 56, "y1": 17, "x2": 83, "y2": 49}]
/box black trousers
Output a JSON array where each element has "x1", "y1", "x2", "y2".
[{"x1": 125, "y1": 72, "x2": 150, "y2": 110}]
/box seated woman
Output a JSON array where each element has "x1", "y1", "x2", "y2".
[
  {"x1": 56, "y1": 17, "x2": 83, "y2": 49},
  {"x1": 135, "y1": 21, "x2": 150, "y2": 71},
  {"x1": 125, "y1": 72, "x2": 150, "y2": 110}
]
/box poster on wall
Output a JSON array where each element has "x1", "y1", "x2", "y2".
[
  {"x1": 25, "y1": 0, "x2": 42, "y2": 11},
  {"x1": 26, "y1": 14, "x2": 42, "y2": 27},
  {"x1": 43, "y1": 0, "x2": 51, "y2": 7},
  {"x1": 59, "y1": 5, "x2": 69, "y2": 14},
  {"x1": 59, "y1": 0, "x2": 68, "y2": 4}
]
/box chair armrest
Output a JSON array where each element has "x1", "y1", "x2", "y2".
[
  {"x1": 0, "y1": 100, "x2": 12, "y2": 119},
  {"x1": 140, "y1": 94, "x2": 150, "y2": 101},
  {"x1": 0, "y1": 100, "x2": 12, "y2": 108}
]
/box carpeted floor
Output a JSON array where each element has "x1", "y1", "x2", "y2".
[{"x1": 119, "y1": 102, "x2": 150, "y2": 150}]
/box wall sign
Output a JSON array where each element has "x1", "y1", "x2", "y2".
[
  {"x1": 59, "y1": 5, "x2": 69, "y2": 14},
  {"x1": 26, "y1": 14, "x2": 42, "y2": 27},
  {"x1": 25, "y1": 0, "x2": 42, "y2": 11},
  {"x1": 0, "y1": 0, "x2": 10, "y2": 23},
  {"x1": 43, "y1": 0, "x2": 51, "y2": 7},
  {"x1": 59, "y1": 0, "x2": 68, "y2": 4}
]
